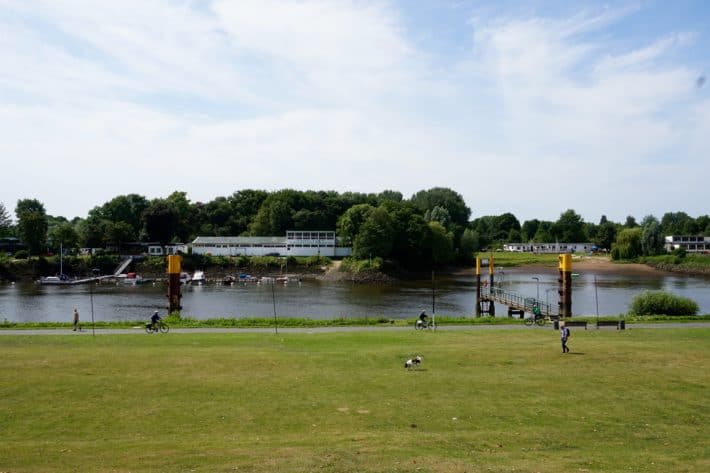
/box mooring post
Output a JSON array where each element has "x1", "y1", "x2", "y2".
[
  {"x1": 475, "y1": 257, "x2": 481, "y2": 317},
  {"x1": 558, "y1": 254, "x2": 572, "y2": 318},
  {"x1": 167, "y1": 254, "x2": 182, "y2": 314},
  {"x1": 488, "y1": 256, "x2": 495, "y2": 316}
]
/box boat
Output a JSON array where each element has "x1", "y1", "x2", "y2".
[
  {"x1": 117, "y1": 272, "x2": 154, "y2": 285},
  {"x1": 180, "y1": 272, "x2": 192, "y2": 284},
  {"x1": 222, "y1": 275, "x2": 236, "y2": 285},
  {"x1": 191, "y1": 270, "x2": 206, "y2": 285}
]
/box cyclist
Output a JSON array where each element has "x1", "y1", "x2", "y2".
[
  {"x1": 150, "y1": 310, "x2": 162, "y2": 331},
  {"x1": 417, "y1": 310, "x2": 430, "y2": 328}
]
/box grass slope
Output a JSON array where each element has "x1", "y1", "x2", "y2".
[{"x1": 1, "y1": 329, "x2": 708, "y2": 472}]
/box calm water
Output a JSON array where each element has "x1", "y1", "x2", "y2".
[{"x1": 1, "y1": 267, "x2": 709, "y2": 323}]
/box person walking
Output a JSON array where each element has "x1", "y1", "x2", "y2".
[
  {"x1": 72, "y1": 307, "x2": 80, "y2": 332},
  {"x1": 560, "y1": 322, "x2": 570, "y2": 353}
]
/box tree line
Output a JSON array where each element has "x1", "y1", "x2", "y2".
[{"x1": 1, "y1": 189, "x2": 708, "y2": 267}]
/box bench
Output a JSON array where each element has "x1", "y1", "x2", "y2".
[{"x1": 596, "y1": 320, "x2": 625, "y2": 330}]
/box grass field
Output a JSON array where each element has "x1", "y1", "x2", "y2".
[{"x1": 1, "y1": 328, "x2": 708, "y2": 472}]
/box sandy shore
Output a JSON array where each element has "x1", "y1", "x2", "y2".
[{"x1": 568, "y1": 255, "x2": 661, "y2": 274}]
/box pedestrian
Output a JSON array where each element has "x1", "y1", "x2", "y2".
[
  {"x1": 560, "y1": 321, "x2": 570, "y2": 353},
  {"x1": 72, "y1": 307, "x2": 80, "y2": 332}
]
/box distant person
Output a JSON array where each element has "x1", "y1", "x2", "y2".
[
  {"x1": 72, "y1": 307, "x2": 80, "y2": 331},
  {"x1": 560, "y1": 322, "x2": 570, "y2": 353},
  {"x1": 417, "y1": 310, "x2": 429, "y2": 328},
  {"x1": 151, "y1": 310, "x2": 161, "y2": 330}
]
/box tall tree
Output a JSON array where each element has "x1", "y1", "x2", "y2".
[
  {"x1": 611, "y1": 228, "x2": 642, "y2": 260},
  {"x1": 0, "y1": 202, "x2": 12, "y2": 237},
  {"x1": 553, "y1": 209, "x2": 587, "y2": 242},
  {"x1": 410, "y1": 187, "x2": 471, "y2": 228},
  {"x1": 353, "y1": 207, "x2": 395, "y2": 259},
  {"x1": 640, "y1": 215, "x2": 664, "y2": 256},
  {"x1": 143, "y1": 201, "x2": 178, "y2": 245},
  {"x1": 15, "y1": 198, "x2": 48, "y2": 255}
]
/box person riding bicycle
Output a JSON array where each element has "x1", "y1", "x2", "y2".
[
  {"x1": 418, "y1": 310, "x2": 430, "y2": 327},
  {"x1": 150, "y1": 310, "x2": 162, "y2": 330}
]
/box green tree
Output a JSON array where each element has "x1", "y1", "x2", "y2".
[
  {"x1": 104, "y1": 221, "x2": 136, "y2": 251},
  {"x1": 143, "y1": 201, "x2": 178, "y2": 245},
  {"x1": 640, "y1": 215, "x2": 664, "y2": 256},
  {"x1": 428, "y1": 221, "x2": 454, "y2": 264},
  {"x1": 15, "y1": 198, "x2": 48, "y2": 255},
  {"x1": 521, "y1": 219, "x2": 540, "y2": 242},
  {"x1": 611, "y1": 228, "x2": 642, "y2": 260},
  {"x1": 660, "y1": 211, "x2": 697, "y2": 235},
  {"x1": 353, "y1": 207, "x2": 394, "y2": 259},
  {"x1": 47, "y1": 221, "x2": 79, "y2": 252},
  {"x1": 594, "y1": 221, "x2": 617, "y2": 250},
  {"x1": 337, "y1": 204, "x2": 375, "y2": 245},
  {"x1": 552, "y1": 209, "x2": 587, "y2": 242},
  {"x1": 0, "y1": 202, "x2": 12, "y2": 237},
  {"x1": 410, "y1": 188, "x2": 471, "y2": 228},
  {"x1": 459, "y1": 228, "x2": 481, "y2": 262},
  {"x1": 624, "y1": 215, "x2": 638, "y2": 228}
]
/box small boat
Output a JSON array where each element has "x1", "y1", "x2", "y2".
[
  {"x1": 191, "y1": 270, "x2": 206, "y2": 285},
  {"x1": 180, "y1": 272, "x2": 192, "y2": 284},
  {"x1": 222, "y1": 275, "x2": 236, "y2": 285}
]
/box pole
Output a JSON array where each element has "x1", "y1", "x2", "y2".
[
  {"x1": 594, "y1": 275, "x2": 599, "y2": 319},
  {"x1": 532, "y1": 276, "x2": 540, "y2": 301},
  {"x1": 431, "y1": 270, "x2": 436, "y2": 329},
  {"x1": 90, "y1": 281, "x2": 95, "y2": 337},
  {"x1": 271, "y1": 281, "x2": 278, "y2": 335}
]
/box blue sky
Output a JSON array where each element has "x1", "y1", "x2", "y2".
[{"x1": 1, "y1": 0, "x2": 708, "y2": 224}]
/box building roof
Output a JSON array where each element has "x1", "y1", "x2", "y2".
[{"x1": 192, "y1": 236, "x2": 286, "y2": 245}]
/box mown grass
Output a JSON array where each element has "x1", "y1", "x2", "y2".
[{"x1": 1, "y1": 329, "x2": 708, "y2": 472}]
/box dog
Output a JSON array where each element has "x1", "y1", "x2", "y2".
[{"x1": 404, "y1": 355, "x2": 422, "y2": 369}]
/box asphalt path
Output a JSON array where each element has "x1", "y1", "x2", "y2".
[{"x1": 1, "y1": 322, "x2": 708, "y2": 336}]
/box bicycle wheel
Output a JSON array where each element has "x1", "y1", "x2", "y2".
[
  {"x1": 524, "y1": 317, "x2": 533, "y2": 326},
  {"x1": 535, "y1": 317, "x2": 546, "y2": 326},
  {"x1": 145, "y1": 325, "x2": 154, "y2": 334},
  {"x1": 159, "y1": 323, "x2": 169, "y2": 334}
]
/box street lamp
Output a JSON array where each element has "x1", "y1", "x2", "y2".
[{"x1": 532, "y1": 276, "x2": 540, "y2": 300}]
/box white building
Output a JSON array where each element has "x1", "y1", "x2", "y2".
[
  {"x1": 503, "y1": 242, "x2": 594, "y2": 254},
  {"x1": 191, "y1": 231, "x2": 352, "y2": 258},
  {"x1": 664, "y1": 235, "x2": 710, "y2": 253},
  {"x1": 147, "y1": 244, "x2": 187, "y2": 256}
]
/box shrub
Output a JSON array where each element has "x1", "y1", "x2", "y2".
[
  {"x1": 629, "y1": 290, "x2": 699, "y2": 316},
  {"x1": 13, "y1": 250, "x2": 29, "y2": 259}
]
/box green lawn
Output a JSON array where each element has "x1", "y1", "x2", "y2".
[{"x1": 1, "y1": 329, "x2": 708, "y2": 472}]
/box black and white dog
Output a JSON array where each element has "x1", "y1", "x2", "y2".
[{"x1": 404, "y1": 355, "x2": 422, "y2": 369}]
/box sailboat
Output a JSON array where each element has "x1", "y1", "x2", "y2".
[{"x1": 39, "y1": 243, "x2": 99, "y2": 285}]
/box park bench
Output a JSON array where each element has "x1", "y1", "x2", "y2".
[{"x1": 596, "y1": 320, "x2": 625, "y2": 330}]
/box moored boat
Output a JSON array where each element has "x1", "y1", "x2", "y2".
[{"x1": 191, "y1": 270, "x2": 206, "y2": 285}]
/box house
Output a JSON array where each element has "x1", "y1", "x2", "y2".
[
  {"x1": 503, "y1": 242, "x2": 594, "y2": 254},
  {"x1": 664, "y1": 235, "x2": 710, "y2": 253},
  {"x1": 147, "y1": 243, "x2": 187, "y2": 256},
  {"x1": 191, "y1": 231, "x2": 352, "y2": 258}
]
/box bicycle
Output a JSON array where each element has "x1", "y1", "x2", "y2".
[
  {"x1": 524, "y1": 314, "x2": 546, "y2": 326},
  {"x1": 415, "y1": 319, "x2": 435, "y2": 330},
  {"x1": 145, "y1": 320, "x2": 170, "y2": 333}
]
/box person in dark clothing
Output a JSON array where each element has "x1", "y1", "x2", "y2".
[
  {"x1": 151, "y1": 311, "x2": 161, "y2": 330},
  {"x1": 560, "y1": 322, "x2": 571, "y2": 353}
]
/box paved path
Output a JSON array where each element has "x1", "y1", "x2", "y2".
[{"x1": 1, "y1": 322, "x2": 708, "y2": 336}]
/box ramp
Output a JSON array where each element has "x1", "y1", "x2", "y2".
[{"x1": 113, "y1": 256, "x2": 133, "y2": 276}]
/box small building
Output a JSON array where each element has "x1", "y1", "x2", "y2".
[
  {"x1": 147, "y1": 244, "x2": 187, "y2": 256},
  {"x1": 664, "y1": 235, "x2": 710, "y2": 253},
  {"x1": 191, "y1": 231, "x2": 352, "y2": 258},
  {"x1": 503, "y1": 242, "x2": 594, "y2": 254}
]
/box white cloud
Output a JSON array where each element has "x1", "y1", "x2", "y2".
[{"x1": 0, "y1": 1, "x2": 707, "y2": 224}]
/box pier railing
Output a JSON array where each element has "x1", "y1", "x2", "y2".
[{"x1": 480, "y1": 287, "x2": 556, "y2": 317}]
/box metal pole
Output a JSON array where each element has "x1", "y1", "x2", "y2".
[
  {"x1": 271, "y1": 281, "x2": 278, "y2": 335},
  {"x1": 90, "y1": 282, "x2": 95, "y2": 337},
  {"x1": 532, "y1": 276, "x2": 540, "y2": 300},
  {"x1": 594, "y1": 275, "x2": 599, "y2": 319},
  {"x1": 431, "y1": 270, "x2": 436, "y2": 329}
]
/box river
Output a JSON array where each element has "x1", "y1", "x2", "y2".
[{"x1": 1, "y1": 267, "x2": 709, "y2": 323}]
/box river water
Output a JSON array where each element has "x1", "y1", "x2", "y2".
[{"x1": 1, "y1": 267, "x2": 709, "y2": 323}]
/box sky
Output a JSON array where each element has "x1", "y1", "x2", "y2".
[{"x1": 1, "y1": 0, "x2": 708, "y2": 225}]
